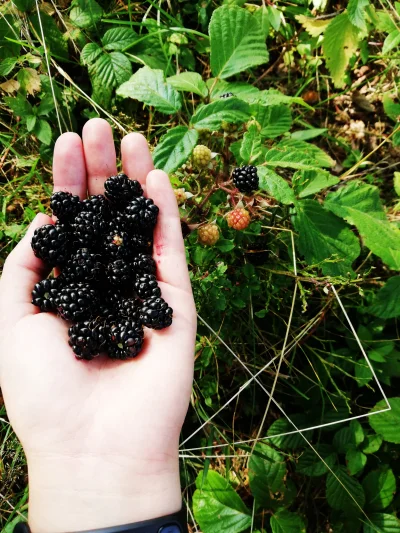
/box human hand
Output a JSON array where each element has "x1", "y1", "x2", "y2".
[{"x1": 0, "y1": 119, "x2": 197, "y2": 532}]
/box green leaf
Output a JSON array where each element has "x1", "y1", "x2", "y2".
[
  {"x1": 345, "y1": 448, "x2": 367, "y2": 476},
  {"x1": 325, "y1": 180, "x2": 400, "y2": 271},
  {"x1": 117, "y1": 67, "x2": 181, "y2": 114},
  {"x1": 251, "y1": 104, "x2": 292, "y2": 138},
  {"x1": 193, "y1": 470, "x2": 251, "y2": 533},
  {"x1": 293, "y1": 169, "x2": 339, "y2": 198},
  {"x1": 291, "y1": 128, "x2": 327, "y2": 141},
  {"x1": 33, "y1": 118, "x2": 52, "y2": 145},
  {"x1": 333, "y1": 421, "x2": 364, "y2": 454},
  {"x1": 360, "y1": 433, "x2": 383, "y2": 454},
  {"x1": 37, "y1": 95, "x2": 55, "y2": 116},
  {"x1": 30, "y1": 13, "x2": 68, "y2": 60},
  {"x1": 383, "y1": 95, "x2": 400, "y2": 122},
  {"x1": 91, "y1": 52, "x2": 132, "y2": 88},
  {"x1": 323, "y1": 13, "x2": 360, "y2": 88},
  {"x1": 355, "y1": 358, "x2": 372, "y2": 388},
  {"x1": 240, "y1": 124, "x2": 263, "y2": 165},
  {"x1": 153, "y1": 126, "x2": 198, "y2": 174},
  {"x1": 81, "y1": 43, "x2": 104, "y2": 65},
  {"x1": 369, "y1": 277, "x2": 400, "y2": 318},
  {"x1": 253, "y1": 89, "x2": 312, "y2": 110},
  {"x1": 297, "y1": 444, "x2": 337, "y2": 477},
  {"x1": 70, "y1": 0, "x2": 103, "y2": 29},
  {"x1": 191, "y1": 98, "x2": 250, "y2": 131},
  {"x1": 258, "y1": 167, "x2": 295, "y2": 205},
  {"x1": 13, "y1": 0, "x2": 34, "y2": 11},
  {"x1": 265, "y1": 140, "x2": 335, "y2": 170},
  {"x1": 394, "y1": 172, "x2": 400, "y2": 195},
  {"x1": 209, "y1": 79, "x2": 260, "y2": 101},
  {"x1": 254, "y1": 5, "x2": 270, "y2": 37},
  {"x1": 267, "y1": 416, "x2": 311, "y2": 449},
  {"x1": 369, "y1": 398, "x2": 400, "y2": 444},
  {"x1": 348, "y1": 0, "x2": 370, "y2": 31},
  {"x1": 209, "y1": 5, "x2": 269, "y2": 79},
  {"x1": 102, "y1": 27, "x2": 137, "y2": 51},
  {"x1": 0, "y1": 16, "x2": 20, "y2": 60},
  {"x1": 382, "y1": 30, "x2": 400, "y2": 55},
  {"x1": 0, "y1": 57, "x2": 17, "y2": 77},
  {"x1": 293, "y1": 199, "x2": 360, "y2": 277},
  {"x1": 4, "y1": 95, "x2": 33, "y2": 116},
  {"x1": 248, "y1": 443, "x2": 286, "y2": 504},
  {"x1": 296, "y1": 15, "x2": 331, "y2": 37},
  {"x1": 17, "y1": 67, "x2": 41, "y2": 95},
  {"x1": 363, "y1": 468, "x2": 396, "y2": 511},
  {"x1": 26, "y1": 114, "x2": 37, "y2": 132},
  {"x1": 363, "y1": 513, "x2": 400, "y2": 533},
  {"x1": 270, "y1": 509, "x2": 306, "y2": 533},
  {"x1": 167, "y1": 72, "x2": 208, "y2": 98},
  {"x1": 326, "y1": 466, "x2": 365, "y2": 515}
]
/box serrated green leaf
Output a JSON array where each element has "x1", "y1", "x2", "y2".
[
  {"x1": 355, "y1": 358, "x2": 372, "y2": 387},
  {"x1": 17, "y1": 67, "x2": 41, "y2": 95},
  {"x1": 369, "y1": 277, "x2": 400, "y2": 318},
  {"x1": 325, "y1": 180, "x2": 400, "y2": 270},
  {"x1": 258, "y1": 167, "x2": 295, "y2": 205},
  {"x1": 209, "y1": 79, "x2": 260, "y2": 101},
  {"x1": 90, "y1": 52, "x2": 132, "y2": 88},
  {"x1": 250, "y1": 104, "x2": 292, "y2": 138},
  {"x1": 348, "y1": 0, "x2": 370, "y2": 31},
  {"x1": 209, "y1": 5, "x2": 269, "y2": 79},
  {"x1": 102, "y1": 27, "x2": 137, "y2": 51},
  {"x1": 296, "y1": 15, "x2": 331, "y2": 37},
  {"x1": 293, "y1": 199, "x2": 360, "y2": 277},
  {"x1": 191, "y1": 98, "x2": 250, "y2": 131},
  {"x1": 249, "y1": 443, "x2": 286, "y2": 504},
  {"x1": 270, "y1": 509, "x2": 306, "y2": 533},
  {"x1": 153, "y1": 126, "x2": 198, "y2": 174},
  {"x1": 26, "y1": 114, "x2": 36, "y2": 132},
  {"x1": 240, "y1": 125, "x2": 263, "y2": 165},
  {"x1": 265, "y1": 140, "x2": 334, "y2": 170},
  {"x1": 37, "y1": 95, "x2": 55, "y2": 116},
  {"x1": 0, "y1": 57, "x2": 17, "y2": 77},
  {"x1": 323, "y1": 13, "x2": 360, "y2": 89},
  {"x1": 193, "y1": 470, "x2": 251, "y2": 533},
  {"x1": 70, "y1": 0, "x2": 103, "y2": 29},
  {"x1": 81, "y1": 43, "x2": 103, "y2": 66},
  {"x1": 346, "y1": 448, "x2": 367, "y2": 476},
  {"x1": 0, "y1": 16, "x2": 20, "y2": 60},
  {"x1": 369, "y1": 398, "x2": 400, "y2": 444},
  {"x1": 363, "y1": 513, "x2": 400, "y2": 533},
  {"x1": 13, "y1": 0, "x2": 34, "y2": 12},
  {"x1": 167, "y1": 72, "x2": 208, "y2": 98},
  {"x1": 333, "y1": 421, "x2": 364, "y2": 454},
  {"x1": 291, "y1": 128, "x2": 327, "y2": 141},
  {"x1": 326, "y1": 466, "x2": 365, "y2": 515},
  {"x1": 267, "y1": 416, "x2": 311, "y2": 449},
  {"x1": 30, "y1": 13, "x2": 68, "y2": 60},
  {"x1": 33, "y1": 118, "x2": 52, "y2": 145},
  {"x1": 117, "y1": 67, "x2": 181, "y2": 114},
  {"x1": 360, "y1": 433, "x2": 383, "y2": 454},
  {"x1": 394, "y1": 172, "x2": 400, "y2": 195},
  {"x1": 254, "y1": 5, "x2": 270, "y2": 37},
  {"x1": 253, "y1": 89, "x2": 312, "y2": 109},
  {"x1": 4, "y1": 95, "x2": 33, "y2": 116},
  {"x1": 293, "y1": 169, "x2": 339, "y2": 198},
  {"x1": 297, "y1": 444, "x2": 337, "y2": 477},
  {"x1": 383, "y1": 30, "x2": 400, "y2": 55},
  {"x1": 363, "y1": 468, "x2": 396, "y2": 511}
]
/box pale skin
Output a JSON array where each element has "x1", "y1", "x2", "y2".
[{"x1": 0, "y1": 118, "x2": 197, "y2": 532}]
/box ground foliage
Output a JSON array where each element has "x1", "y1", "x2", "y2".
[{"x1": 1, "y1": 0, "x2": 400, "y2": 531}]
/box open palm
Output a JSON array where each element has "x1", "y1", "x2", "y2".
[{"x1": 0, "y1": 119, "x2": 196, "y2": 532}]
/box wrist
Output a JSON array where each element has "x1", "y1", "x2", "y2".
[{"x1": 27, "y1": 452, "x2": 181, "y2": 533}]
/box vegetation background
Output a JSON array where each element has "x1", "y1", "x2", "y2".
[{"x1": 1, "y1": 0, "x2": 400, "y2": 531}]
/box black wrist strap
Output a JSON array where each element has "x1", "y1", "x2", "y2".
[{"x1": 14, "y1": 507, "x2": 188, "y2": 533}]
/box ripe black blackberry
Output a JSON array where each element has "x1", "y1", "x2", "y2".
[
  {"x1": 31, "y1": 224, "x2": 70, "y2": 266},
  {"x1": 50, "y1": 191, "x2": 81, "y2": 222},
  {"x1": 107, "y1": 259, "x2": 132, "y2": 287},
  {"x1": 81, "y1": 195, "x2": 110, "y2": 219},
  {"x1": 73, "y1": 211, "x2": 104, "y2": 247},
  {"x1": 31, "y1": 278, "x2": 60, "y2": 312},
  {"x1": 116, "y1": 297, "x2": 142, "y2": 321},
  {"x1": 97, "y1": 289, "x2": 122, "y2": 317},
  {"x1": 220, "y1": 92, "x2": 234, "y2": 98},
  {"x1": 104, "y1": 173, "x2": 143, "y2": 205},
  {"x1": 130, "y1": 233, "x2": 153, "y2": 254},
  {"x1": 131, "y1": 253, "x2": 156, "y2": 276},
  {"x1": 103, "y1": 228, "x2": 133, "y2": 259},
  {"x1": 68, "y1": 320, "x2": 107, "y2": 360},
  {"x1": 125, "y1": 197, "x2": 159, "y2": 231},
  {"x1": 232, "y1": 165, "x2": 259, "y2": 193},
  {"x1": 245, "y1": 238, "x2": 269, "y2": 265},
  {"x1": 108, "y1": 319, "x2": 144, "y2": 359},
  {"x1": 140, "y1": 297, "x2": 173, "y2": 330},
  {"x1": 56, "y1": 283, "x2": 99, "y2": 321},
  {"x1": 60, "y1": 248, "x2": 103, "y2": 284},
  {"x1": 134, "y1": 274, "x2": 161, "y2": 299}
]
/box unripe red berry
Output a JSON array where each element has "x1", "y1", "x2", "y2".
[{"x1": 226, "y1": 208, "x2": 251, "y2": 231}]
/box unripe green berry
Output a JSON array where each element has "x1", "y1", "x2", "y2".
[
  {"x1": 198, "y1": 224, "x2": 220, "y2": 246},
  {"x1": 174, "y1": 188, "x2": 186, "y2": 206},
  {"x1": 193, "y1": 145, "x2": 212, "y2": 169}
]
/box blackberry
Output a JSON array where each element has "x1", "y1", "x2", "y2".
[
  {"x1": 81, "y1": 195, "x2": 110, "y2": 219},
  {"x1": 50, "y1": 191, "x2": 81, "y2": 222},
  {"x1": 104, "y1": 173, "x2": 143, "y2": 205},
  {"x1": 73, "y1": 211, "x2": 104, "y2": 247},
  {"x1": 220, "y1": 92, "x2": 234, "y2": 98},
  {"x1": 107, "y1": 259, "x2": 132, "y2": 287},
  {"x1": 116, "y1": 297, "x2": 142, "y2": 321},
  {"x1": 134, "y1": 274, "x2": 161, "y2": 299},
  {"x1": 68, "y1": 320, "x2": 107, "y2": 360},
  {"x1": 56, "y1": 283, "x2": 99, "y2": 321},
  {"x1": 130, "y1": 233, "x2": 153, "y2": 254},
  {"x1": 60, "y1": 248, "x2": 103, "y2": 284},
  {"x1": 131, "y1": 253, "x2": 156, "y2": 276},
  {"x1": 103, "y1": 228, "x2": 133, "y2": 259},
  {"x1": 31, "y1": 224, "x2": 70, "y2": 266},
  {"x1": 31, "y1": 278, "x2": 60, "y2": 312},
  {"x1": 140, "y1": 297, "x2": 173, "y2": 330},
  {"x1": 108, "y1": 319, "x2": 144, "y2": 359},
  {"x1": 97, "y1": 289, "x2": 122, "y2": 317},
  {"x1": 245, "y1": 239, "x2": 269, "y2": 265},
  {"x1": 232, "y1": 165, "x2": 259, "y2": 193},
  {"x1": 125, "y1": 197, "x2": 159, "y2": 232}
]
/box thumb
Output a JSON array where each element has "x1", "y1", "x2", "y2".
[{"x1": 0, "y1": 213, "x2": 53, "y2": 325}]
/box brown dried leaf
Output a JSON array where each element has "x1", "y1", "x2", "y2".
[{"x1": 0, "y1": 79, "x2": 20, "y2": 93}]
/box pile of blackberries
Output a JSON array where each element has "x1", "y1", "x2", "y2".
[{"x1": 31, "y1": 173, "x2": 173, "y2": 361}]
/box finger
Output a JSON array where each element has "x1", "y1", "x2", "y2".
[
  {"x1": 0, "y1": 214, "x2": 53, "y2": 323},
  {"x1": 82, "y1": 118, "x2": 117, "y2": 196},
  {"x1": 146, "y1": 170, "x2": 192, "y2": 292},
  {"x1": 121, "y1": 132, "x2": 154, "y2": 186},
  {"x1": 53, "y1": 132, "x2": 87, "y2": 199}
]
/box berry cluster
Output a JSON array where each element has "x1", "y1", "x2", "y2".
[{"x1": 31, "y1": 173, "x2": 173, "y2": 361}]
